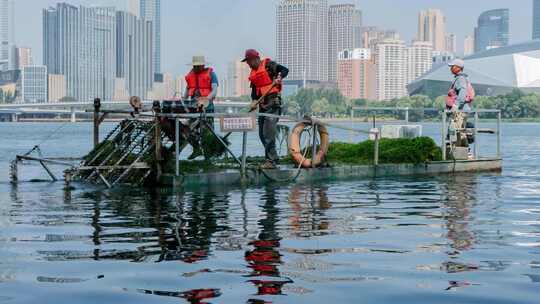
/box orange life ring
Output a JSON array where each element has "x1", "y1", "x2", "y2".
[{"x1": 288, "y1": 122, "x2": 329, "y2": 168}]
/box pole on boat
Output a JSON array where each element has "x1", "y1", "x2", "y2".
[
  {"x1": 441, "y1": 110, "x2": 447, "y2": 161},
  {"x1": 153, "y1": 101, "x2": 163, "y2": 181},
  {"x1": 175, "y1": 118, "x2": 180, "y2": 177},
  {"x1": 349, "y1": 108, "x2": 354, "y2": 142},
  {"x1": 39, "y1": 160, "x2": 58, "y2": 181},
  {"x1": 474, "y1": 111, "x2": 479, "y2": 159},
  {"x1": 373, "y1": 130, "x2": 380, "y2": 166},
  {"x1": 311, "y1": 123, "x2": 318, "y2": 169},
  {"x1": 93, "y1": 98, "x2": 101, "y2": 148},
  {"x1": 241, "y1": 131, "x2": 248, "y2": 177},
  {"x1": 497, "y1": 110, "x2": 501, "y2": 159}
]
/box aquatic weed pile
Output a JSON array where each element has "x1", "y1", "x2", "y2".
[{"x1": 326, "y1": 137, "x2": 442, "y2": 165}]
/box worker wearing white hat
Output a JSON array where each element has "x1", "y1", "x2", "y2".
[
  {"x1": 447, "y1": 59, "x2": 474, "y2": 111},
  {"x1": 183, "y1": 55, "x2": 219, "y2": 111},
  {"x1": 183, "y1": 55, "x2": 219, "y2": 160}
]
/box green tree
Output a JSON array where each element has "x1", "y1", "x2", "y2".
[
  {"x1": 311, "y1": 97, "x2": 330, "y2": 117},
  {"x1": 351, "y1": 98, "x2": 368, "y2": 107},
  {"x1": 434, "y1": 96, "x2": 446, "y2": 110},
  {"x1": 284, "y1": 98, "x2": 300, "y2": 116}
]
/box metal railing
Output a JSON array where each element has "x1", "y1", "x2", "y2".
[
  {"x1": 351, "y1": 107, "x2": 440, "y2": 123},
  {"x1": 148, "y1": 112, "x2": 372, "y2": 178},
  {"x1": 87, "y1": 103, "x2": 502, "y2": 185},
  {"x1": 85, "y1": 97, "x2": 377, "y2": 186},
  {"x1": 441, "y1": 109, "x2": 502, "y2": 161}
]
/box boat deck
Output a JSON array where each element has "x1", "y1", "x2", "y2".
[{"x1": 161, "y1": 158, "x2": 502, "y2": 189}]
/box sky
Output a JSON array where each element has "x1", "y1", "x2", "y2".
[{"x1": 10, "y1": 0, "x2": 534, "y2": 77}]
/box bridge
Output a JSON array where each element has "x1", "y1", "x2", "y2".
[{"x1": 0, "y1": 99, "x2": 250, "y2": 122}]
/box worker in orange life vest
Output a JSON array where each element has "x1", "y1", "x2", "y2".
[
  {"x1": 183, "y1": 55, "x2": 219, "y2": 160},
  {"x1": 183, "y1": 55, "x2": 219, "y2": 112},
  {"x1": 242, "y1": 49, "x2": 289, "y2": 170}
]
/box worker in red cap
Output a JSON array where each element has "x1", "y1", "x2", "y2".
[{"x1": 242, "y1": 49, "x2": 289, "y2": 169}]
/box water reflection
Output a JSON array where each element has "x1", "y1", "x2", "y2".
[
  {"x1": 246, "y1": 187, "x2": 293, "y2": 300},
  {"x1": 288, "y1": 185, "x2": 331, "y2": 237},
  {"x1": 442, "y1": 174, "x2": 477, "y2": 254},
  {"x1": 149, "y1": 191, "x2": 230, "y2": 263},
  {"x1": 438, "y1": 174, "x2": 479, "y2": 279},
  {"x1": 135, "y1": 287, "x2": 222, "y2": 304},
  {"x1": 3, "y1": 166, "x2": 539, "y2": 303}
]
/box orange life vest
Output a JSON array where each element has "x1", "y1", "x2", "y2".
[
  {"x1": 248, "y1": 58, "x2": 282, "y2": 96},
  {"x1": 185, "y1": 68, "x2": 213, "y2": 98}
]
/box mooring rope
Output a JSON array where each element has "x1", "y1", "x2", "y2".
[{"x1": 22, "y1": 120, "x2": 72, "y2": 156}]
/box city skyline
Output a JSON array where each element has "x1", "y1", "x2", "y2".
[
  {"x1": 6, "y1": 0, "x2": 535, "y2": 75},
  {"x1": 0, "y1": 0, "x2": 8, "y2": 70},
  {"x1": 43, "y1": 4, "x2": 117, "y2": 101}
]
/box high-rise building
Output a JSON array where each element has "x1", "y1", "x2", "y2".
[
  {"x1": 533, "y1": 0, "x2": 540, "y2": 39},
  {"x1": 431, "y1": 50, "x2": 455, "y2": 69},
  {"x1": 116, "y1": 11, "x2": 153, "y2": 99},
  {"x1": 48, "y1": 74, "x2": 66, "y2": 102},
  {"x1": 22, "y1": 65, "x2": 48, "y2": 103},
  {"x1": 127, "y1": 0, "x2": 140, "y2": 17},
  {"x1": 406, "y1": 41, "x2": 433, "y2": 85},
  {"x1": 113, "y1": 78, "x2": 129, "y2": 100},
  {"x1": 328, "y1": 4, "x2": 362, "y2": 83},
  {"x1": 464, "y1": 35, "x2": 475, "y2": 56},
  {"x1": 162, "y1": 72, "x2": 175, "y2": 98},
  {"x1": 374, "y1": 38, "x2": 407, "y2": 101},
  {"x1": 218, "y1": 75, "x2": 229, "y2": 98},
  {"x1": 418, "y1": 9, "x2": 446, "y2": 52},
  {"x1": 12, "y1": 47, "x2": 33, "y2": 70},
  {"x1": 474, "y1": 9, "x2": 509, "y2": 52},
  {"x1": 361, "y1": 26, "x2": 399, "y2": 51},
  {"x1": 276, "y1": 0, "x2": 328, "y2": 82},
  {"x1": 175, "y1": 75, "x2": 186, "y2": 97},
  {"x1": 140, "y1": 0, "x2": 161, "y2": 74},
  {"x1": 445, "y1": 33, "x2": 457, "y2": 53},
  {"x1": 43, "y1": 4, "x2": 116, "y2": 101},
  {"x1": 147, "y1": 81, "x2": 165, "y2": 100},
  {"x1": 0, "y1": 0, "x2": 9, "y2": 70},
  {"x1": 337, "y1": 48, "x2": 375, "y2": 100},
  {"x1": 226, "y1": 59, "x2": 251, "y2": 97}
]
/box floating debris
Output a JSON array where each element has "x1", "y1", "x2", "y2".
[{"x1": 442, "y1": 261, "x2": 479, "y2": 273}]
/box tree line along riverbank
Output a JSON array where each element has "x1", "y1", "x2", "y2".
[{"x1": 282, "y1": 88, "x2": 540, "y2": 121}]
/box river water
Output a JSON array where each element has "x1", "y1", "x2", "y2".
[{"x1": 0, "y1": 121, "x2": 539, "y2": 303}]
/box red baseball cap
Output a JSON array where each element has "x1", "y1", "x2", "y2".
[{"x1": 242, "y1": 49, "x2": 260, "y2": 62}]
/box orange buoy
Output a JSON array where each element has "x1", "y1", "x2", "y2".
[{"x1": 288, "y1": 122, "x2": 329, "y2": 168}]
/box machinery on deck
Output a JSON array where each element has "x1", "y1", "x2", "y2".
[{"x1": 445, "y1": 111, "x2": 475, "y2": 160}]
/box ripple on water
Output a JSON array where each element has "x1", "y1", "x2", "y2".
[{"x1": 1, "y1": 122, "x2": 540, "y2": 303}]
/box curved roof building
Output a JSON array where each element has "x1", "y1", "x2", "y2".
[{"x1": 408, "y1": 40, "x2": 540, "y2": 98}]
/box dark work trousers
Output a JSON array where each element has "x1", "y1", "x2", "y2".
[
  {"x1": 187, "y1": 104, "x2": 215, "y2": 150},
  {"x1": 258, "y1": 97, "x2": 281, "y2": 164}
]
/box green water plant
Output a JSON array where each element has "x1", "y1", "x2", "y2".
[{"x1": 326, "y1": 137, "x2": 442, "y2": 165}]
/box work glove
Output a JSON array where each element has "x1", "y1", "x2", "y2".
[{"x1": 197, "y1": 97, "x2": 210, "y2": 111}]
